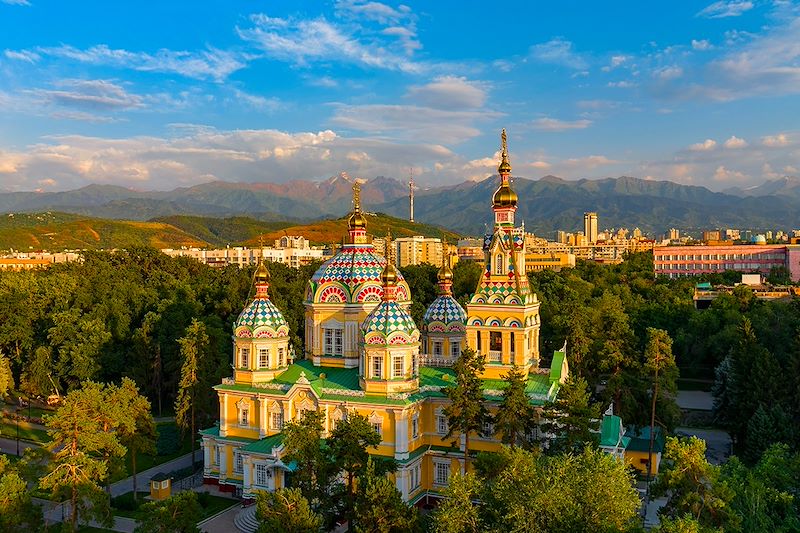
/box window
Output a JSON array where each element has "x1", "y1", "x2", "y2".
[
  {"x1": 412, "y1": 354, "x2": 418, "y2": 377},
  {"x1": 510, "y1": 332, "x2": 515, "y2": 354},
  {"x1": 477, "y1": 331, "x2": 482, "y2": 353},
  {"x1": 432, "y1": 341, "x2": 443, "y2": 357},
  {"x1": 412, "y1": 415, "x2": 419, "y2": 438},
  {"x1": 393, "y1": 356, "x2": 404, "y2": 378},
  {"x1": 258, "y1": 348, "x2": 268, "y2": 369},
  {"x1": 240, "y1": 408, "x2": 249, "y2": 426},
  {"x1": 214, "y1": 446, "x2": 220, "y2": 466},
  {"x1": 434, "y1": 462, "x2": 450, "y2": 485},
  {"x1": 437, "y1": 414, "x2": 448, "y2": 435},
  {"x1": 234, "y1": 452, "x2": 243, "y2": 474},
  {"x1": 410, "y1": 463, "x2": 421, "y2": 490},
  {"x1": 495, "y1": 254, "x2": 503, "y2": 274},
  {"x1": 324, "y1": 328, "x2": 343, "y2": 355},
  {"x1": 482, "y1": 421, "x2": 494, "y2": 436},
  {"x1": 372, "y1": 356, "x2": 382, "y2": 379},
  {"x1": 450, "y1": 341, "x2": 460, "y2": 358},
  {"x1": 372, "y1": 422, "x2": 382, "y2": 437},
  {"x1": 240, "y1": 348, "x2": 250, "y2": 368},
  {"x1": 278, "y1": 347, "x2": 285, "y2": 367},
  {"x1": 271, "y1": 412, "x2": 283, "y2": 430},
  {"x1": 489, "y1": 331, "x2": 502, "y2": 351},
  {"x1": 255, "y1": 464, "x2": 268, "y2": 486}
]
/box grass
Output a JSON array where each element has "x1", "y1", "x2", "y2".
[
  {"x1": 0, "y1": 419, "x2": 51, "y2": 444},
  {"x1": 116, "y1": 422, "x2": 195, "y2": 481},
  {"x1": 112, "y1": 491, "x2": 238, "y2": 521}
]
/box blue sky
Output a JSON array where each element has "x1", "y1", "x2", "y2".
[{"x1": 0, "y1": 0, "x2": 798, "y2": 192}]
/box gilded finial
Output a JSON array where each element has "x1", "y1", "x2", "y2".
[
  {"x1": 348, "y1": 179, "x2": 367, "y2": 237},
  {"x1": 498, "y1": 128, "x2": 512, "y2": 174},
  {"x1": 380, "y1": 229, "x2": 398, "y2": 287},
  {"x1": 353, "y1": 181, "x2": 361, "y2": 212}
]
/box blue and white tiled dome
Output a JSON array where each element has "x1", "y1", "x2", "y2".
[
  {"x1": 362, "y1": 301, "x2": 420, "y2": 345},
  {"x1": 423, "y1": 296, "x2": 467, "y2": 333}
]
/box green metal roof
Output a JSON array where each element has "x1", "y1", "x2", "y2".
[
  {"x1": 599, "y1": 415, "x2": 628, "y2": 448},
  {"x1": 550, "y1": 350, "x2": 566, "y2": 383},
  {"x1": 624, "y1": 425, "x2": 665, "y2": 453},
  {"x1": 276, "y1": 359, "x2": 361, "y2": 391},
  {"x1": 240, "y1": 432, "x2": 285, "y2": 454}
]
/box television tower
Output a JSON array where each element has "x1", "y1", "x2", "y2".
[{"x1": 409, "y1": 168, "x2": 415, "y2": 223}]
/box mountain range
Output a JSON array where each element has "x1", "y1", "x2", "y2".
[{"x1": 2, "y1": 174, "x2": 799, "y2": 237}]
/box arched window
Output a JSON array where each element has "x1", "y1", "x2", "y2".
[{"x1": 495, "y1": 254, "x2": 503, "y2": 274}]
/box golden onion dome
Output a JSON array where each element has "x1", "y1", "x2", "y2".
[
  {"x1": 348, "y1": 210, "x2": 367, "y2": 230},
  {"x1": 498, "y1": 158, "x2": 512, "y2": 174},
  {"x1": 438, "y1": 261, "x2": 454, "y2": 282},
  {"x1": 380, "y1": 262, "x2": 399, "y2": 286},
  {"x1": 493, "y1": 184, "x2": 518, "y2": 208},
  {"x1": 254, "y1": 261, "x2": 270, "y2": 284}
]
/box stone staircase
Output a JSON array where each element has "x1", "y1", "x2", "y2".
[{"x1": 233, "y1": 504, "x2": 258, "y2": 533}]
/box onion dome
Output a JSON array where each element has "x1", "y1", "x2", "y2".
[
  {"x1": 423, "y1": 260, "x2": 466, "y2": 332},
  {"x1": 235, "y1": 262, "x2": 288, "y2": 338},
  {"x1": 362, "y1": 242, "x2": 419, "y2": 345},
  {"x1": 348, "y1": 210, "x2": 367, "y2": 231},
  {"x1": 493, "y1": 129, "x2": 518, "y2": 208}
]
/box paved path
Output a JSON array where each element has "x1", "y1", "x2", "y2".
[
  {"x1": 0, "y1": 436, "x2": 40, "y2": 456},
  {"x1": 675, "y1": 390, "x2": 714, "y2": 411},
  {"x1": 199, "y1": 503, "x2": 241, "y2": 533},
  {"x1": 38, "y1": 498, "x2": 137, "y2": 533},
  {"x1": 109, "y1": 451, "x2": 195, "y2": 497},
  {"x1": 675, "y1": 426, "x2": 731, "y2": 464}
]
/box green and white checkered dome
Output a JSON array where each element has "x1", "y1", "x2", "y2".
[
  {"x1": 235, "y1": 296, "x2": 289, "y2": 337},
  {"x1": 423, "y1": 295, "x2": 467, "y2": 332},
  {"x1": 361, "y1": 300, "x2": 420, "y2": 345}
]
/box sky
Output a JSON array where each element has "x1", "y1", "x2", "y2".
[{"x1": 0, "y1": 0, "x2": 799, "y2": 192}]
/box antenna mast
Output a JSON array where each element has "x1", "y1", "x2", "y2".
[{"x1": 409, "y1": 167, "x2": 415, "y2": 223}]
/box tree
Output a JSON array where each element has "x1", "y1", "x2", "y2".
[
  {"x1": 0, "y1": 351, "x2": 12, "y2": 398},
  {"x1": 116, "y1": 377, "x2": 157, "y2": 501},
  {"x1": 493, "y1": 365, "x2": 534, "y2": 448},
  {"x1": 654, "y1": 515, "x2": 722, "y2": 533},
  {"x1": 443, "y1": 347, "x2": 489, "y2": 472},
  {"x1": 430, "y1": 471, "x2": 481, "y2": 533},
  {"x1": 282, "y1": 409, "x2": 332, "y2": 508},
  {"x1": 652, "y1": 436, "x2": 736, "y2": 530},
  {"x1": 352, "y1": 459, "x2": 418, "y2": 533},
  {"x1": 175, "y1": 319, "x2": 209, "y2": 466},
  {"x1": 328, "y1": 411, "x2": 381, "y2": 521},
  {"x1": 477, "y1": 446, "x2": 640, "y2": 533},
  {"x1": 256, "y1": 488, "x2": 323, "y2": 533},
  {"x1": 134, "y1": 490, "x2": 202, "y2": 533},
  {"x1": 644, "y1": 327, "x2": 678, "y2": 488},
  {"x1": 40, "y1": 381, "x2": 126, "y2": 531},
  {"x1": 539, "y1": 375, "x2": 600, "y2": 454},
  {"x1": 0, "y1": 455, "x2": 43, "y2": 531}
]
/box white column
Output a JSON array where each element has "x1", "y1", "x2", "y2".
[
  {"x1": 219, "y1": 444, "x2": 228, "y2": 479},
  {"x1": 395, "y1": 466, "x2": 409, "y2": 501},
  {"x1": 394, "y1": 410, "x2": 409, "y2": 461},
  {"x1": 220, "y1": 394, "x2": 229, "y2": 437},
  {"x1": 283, "y1": 400, "x2": 293, "y2": 423},
  {"x1": 259, "y1": 398, "x2": 267, "y2": 438},
  {"x1": 203, "y1": 439, "x2": 211, "y2": 474}
]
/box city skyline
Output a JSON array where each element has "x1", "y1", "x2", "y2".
[{"x1": 0, "y1": 1, "x2": 799, "y2": 192}]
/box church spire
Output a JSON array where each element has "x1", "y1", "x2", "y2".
[
  {"x1": 380, "y1": 230, "x2": 398, "y2": 301},
  {"x1": 492, "y1": 129, "x2": 518, "y2": 225},
  {"x1": 347, "y1": 180, "x2": 368, "y2": 244},
  {"x1": 437, "y1": 254, "x2": 454, "y2": 296}
]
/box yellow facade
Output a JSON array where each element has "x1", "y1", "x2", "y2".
[{"x1": 201, "y1": 133, "x2": 566, "y2": 502}]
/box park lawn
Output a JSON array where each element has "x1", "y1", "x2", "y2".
[
  {"x1": 112, "y1": 491, "x2": 238, "y2": 521},
  {"x1": 0, "y1": 419, "x2": 51, "y2": 443},
  {"x1": 117, "y1": 422, "x2": 195, "y2": 481}
]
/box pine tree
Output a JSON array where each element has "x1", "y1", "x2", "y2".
[
  {"x1": 430, "y1": 471, "x2": 481, "y2": 533},
  {"x1": 353, "y1": 459, "x2": 418, "y2": 533},
  {"x1": 493, "y1": 364, "x2": 534, "y2": 448},
  {"x1": 443, "y1": 347, "x2": 489, "y2": 472},
  {"x1": 135, "y1": 490, "x2": 202, "y2": 533},
  {"x1": 645, "y1": 327, "x2": 678, "y2": 486},
  {"x1": 282, "y1": 409, "x2": 332, "y2": 508},
  {"x1": 116, "y1": 378, "x2": 157, "y2": 501},
  {"x1": 256, "y1": 488, "x2": 323, "y2": 533},
  {"x1": 175, "y1": 319, "x2": 209, "y2": 467},
  {"x1": 328, "y1": 411, "x2": 381, "y2": 522},
  {"x1": 0, "y1": 351, "x2": 13, "y2": 398},
  {"x1": 539, "y1": 375, "x2": 600, "y2": 454}
]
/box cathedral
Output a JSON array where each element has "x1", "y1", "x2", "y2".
[{"x1": 200, "y1": 130, "x2": 569, "y2": 504}]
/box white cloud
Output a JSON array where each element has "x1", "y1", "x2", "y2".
[
  {"x1": 689, "y1": 139, "x2": 717, "y2": 151},
  {"x1": 529, "y1": 38, "x2": 587, "y2": 70},
  {"x1": 405, "y1": 76, "x2": 487, "y2": 110},
  {"x1": 14, "y1": 44, "x2": 245, "y2": 81},
  {"x1": 762, "y1": 133, "x2": 790, "y2": 147},
  {"x1": 576, "y1": 100, "x2": 619, "y2": 110},
  {"x1": 4, "y1": 49, "x2": 39, "y2": 63},
  {"x1": 562, "y1": 155, "x2": 618, "y2": 169},
  {"x1": 530, "y1": 117, "x2": 592, "y2": 132},
  {"x1": 697, "y1": 1, "x2": 754, "y2": 19},
  {"x1": 724, "y1": 135, "x2": 747, "y2": 148},
  {"x1": 334, "y1": 0, "x2": 412, "y2": 25},
  {"x1": 330, "y1": 104, "x2": 497, "y2": 144},
  {"x1": 238, "y1": 13, "x2": 422, "y2": 73},
  {"x1": 607, "y1": 80, "x2": 636, "y2": 88},
  {"x1": 691, "y1": 39, "x2": 712, "y2": 51},
  {"x1": 231, "y1": 89, "x2": 282, "y2": 113},
  {"x1": 713, "y1": 165, "x2": 748, "y2": 182},
  {"x1": 27, "y1": 79, "x2": 145, "y2": 111},
  {"x1": 654, "y1": 66, "x2": 683, "y2": 80},
  {"x1": 1, "y1": 0, "x2": 31, "y2": 5}
]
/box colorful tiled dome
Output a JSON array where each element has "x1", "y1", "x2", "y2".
[
  {"x1": 307, "y1": 244, "x2": 411, "y2": 304},
  {"x1": 362, "y1": 301, "x2": 420, "y2": 345},
  {"x1": 235, "y1": 298, "x2": 289, "y2": 337},
  {"x1": 423, "y1": 296, "x2": 467, "y2": 333}
]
